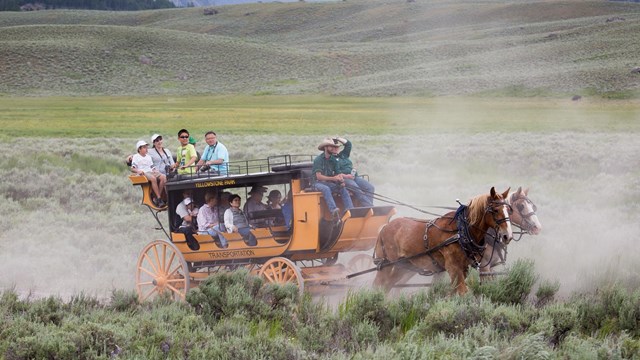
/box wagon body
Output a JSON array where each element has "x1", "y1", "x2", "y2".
[{"x1": 130, "y1": 155, "x2": 395, "y2": 300}]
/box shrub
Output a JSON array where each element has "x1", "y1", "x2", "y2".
[
  {"x1": 573, "y1": 285, "x2": 640, "y2": 337},
  {"x1": 338, "y1": 289, "x2": 392, "y2": 333},
  {"x1": 500, "y1": 333, "x2": 552, "y2": 360},
  {"x1": 470, "y1": 259, "x2": 538, "y2": 305},
  {"x1": 387, "y1": 291, "x2": 431, "y2": 337},
  {"x1": 413, "y1": 295, "x2": 489, "y2": 337},
  {"x1": 535, "y1": 279, "x2": 561, "y2": 307},
  {"x1": 26, "y1": 296, "x2": 66, "y2": 326},
  {"x1": 108, "y1": 289, "x2": 140, "y2": 312},
  {"x1": 530, "y1": 303, "x2": 578, "y2": 347},
  {"x1": 186, "y1": 269, "x2": 299, "y2": 326}
]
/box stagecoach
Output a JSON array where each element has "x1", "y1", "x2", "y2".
[{"x1": 129, "y1": 155, "x2": 396, "y2": 301}]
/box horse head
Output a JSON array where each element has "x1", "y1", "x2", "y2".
[
  {"x1": 509, "y1": 187, "x2": 542, "y2": 235},
  {"x1": 488, "y1": 187, "x2": 514, "y2": 245}
]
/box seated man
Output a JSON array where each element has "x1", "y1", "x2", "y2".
[
  {"x1": 223, "y1": 194, "x2": 257, "y2": 246},
  {"x1": 313, "y1": 138, "x2": 354, "y2": 220},
  {"x1": 332, "y1": 136, "x2": 374, "y2": 207},
  {"x1": 175, "y1": 195, "x2": 200, "y2": 250},
  {"x1": 197, "y1": 191, "x2": 227, "y2": 248},
  {"x1": 243, "y1": 186, "x2": 268, "y2": 227},
  {"x1": 130, "y1": 140, "x2": 166, "y2": 208}
]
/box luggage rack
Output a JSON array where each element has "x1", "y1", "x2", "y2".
[{"x1": 169, "y1": 154, "x2": 314, "y2": 182}]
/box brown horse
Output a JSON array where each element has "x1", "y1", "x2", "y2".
[
  {"x1": 372, "y1": 187, "x2": 513, "y2": 295},
  {"x1": 480, "y1": 187, "x2": 542, "y2": 273}
]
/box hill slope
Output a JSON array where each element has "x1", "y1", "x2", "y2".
[{"x1": 1, "y1": 0, "x2": 639, "y2": 97}]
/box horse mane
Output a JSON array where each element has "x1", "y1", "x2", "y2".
[{"x1": 467, "y1": 193, "x2": 490, "y2": 226}]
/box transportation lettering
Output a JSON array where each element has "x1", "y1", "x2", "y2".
[{"x1": 208, "y1": 249, "x2": 255, "y2": 259}]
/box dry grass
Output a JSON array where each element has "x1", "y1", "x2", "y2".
[{"x1": 1, "y1": 0, "x2": 640, "y2": 97}]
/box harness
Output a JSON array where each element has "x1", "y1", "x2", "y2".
[{"x1": 365, "y1": 200, "x2": 512, "y2": 279}]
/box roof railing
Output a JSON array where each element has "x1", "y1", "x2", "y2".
[{"x1": 169, "y1": 155, "x2": 314, "y2": 182}]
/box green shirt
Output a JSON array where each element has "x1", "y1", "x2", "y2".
[
  {"x1": 312, "y1": 153, "x2": 339, "y2": 180},
  {"x1": 335, "y1": 140, "x2": 355, "y2": 176},
  {"x1": 176, "y1": 144, "x2": 197, "y2": 175}
]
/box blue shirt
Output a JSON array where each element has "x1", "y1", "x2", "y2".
[{"x1": 202, "y1": 141, "x2": 229, "y2": 174}]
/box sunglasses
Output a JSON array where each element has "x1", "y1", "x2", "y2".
[{"x1": 179, "y1": 135, "x2": 189, "y2": 139}]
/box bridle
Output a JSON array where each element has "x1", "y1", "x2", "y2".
[
  {"x1": 509, "y1": 193, "x2": 538, "y2": 239},
  {"x1": 487, "y1": 199, "x2": 512, "y2": 228}
]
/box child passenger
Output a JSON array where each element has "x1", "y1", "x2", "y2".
[{"x1": 130, "y1": 140, "x2": 166, "y2": 208}]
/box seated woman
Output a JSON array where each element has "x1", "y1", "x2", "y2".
[
  {"x1": 130, "y1": 140, "x2": 166, "y2": 208},
  {"x1": 266, "y1": 190, "x2": 285, "y2": 226},
  {"x1": 197, "y1": 191, "x2": 227, "y2": 248},
  {"x1": 223, "y1": 194, "x2": 257, "y2": 246}
]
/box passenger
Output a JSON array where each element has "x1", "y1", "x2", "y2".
[
  {"x1": 197, "y1": 191, "x2": 227, "y2": 248},
  {"x1": 332, "y1": 136, "x2": 375, "y2": 207},
  {"x1": 265, "y1": 190, "x2": 284, "y2": 226},
  {"x1": 189, "y1": 135, "x2": 201, "y2": 162},
  {"x1": 149, "y1": 134, "x2": 176, "y2": 186},
  {"x1": 244, "y1": 186, "x2": 268, "y2": 227},
  {"x1": 219, "y1": 191, "x2": 232, "y2": 214},
  {"x1": 223, "y1": 194, "x2": 257, "y2": 246},
  {"x1": 175, "y1": 195, "x2": 200, "y2": 250},
  {"x1": 267, "y1": 190, "x2": 282, "y2": 209},
  {"x1": 313, "y1": 138, "x2": 354, "y2": 219},
  {"x1": 130, "y1": 140, "x2": 166, "y2": 208},
  {"x1": 281, "y1": 190, "x2": 293, "y2": 230},
  {"x1": 196, "y1": 131, "x2": 229, "y2": 175},
  {"x1": 176, "y1": 129, "x2": 198, "y2": 176},
  {"x1": 176, "y1": 194, "x2": 199, "y2": 229}
]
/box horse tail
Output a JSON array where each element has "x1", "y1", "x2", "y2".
[{"x1": 373, "y1": 224, "x2": 388, "y2": 263}]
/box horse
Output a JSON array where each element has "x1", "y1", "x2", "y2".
[
  {"x1": 372, "y1": 187, "x2": 513, "y2": 295},
  {"x1": 479, "y1": 186, "x2": 542, "y2": 273}
]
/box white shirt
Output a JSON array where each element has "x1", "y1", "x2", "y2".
[
  {"x1": 197, "y1": 204, "x2": 219, "y2": 232},
  {"x1": 131, "y1": 153, "x2": 155, "y2": 173}
]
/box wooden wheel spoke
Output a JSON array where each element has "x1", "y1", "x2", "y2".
[
  {"x1": 165, "y1": 251, "x2": 176, "y2": 273},
  {"x1": 138, "y1": 281, "x2": 154, "y2": 286},
  {"x1": 138, "y1": 267, "x2": 158, "y2": 278},
  {"x1": 142, "y1": 253, "x2": 159, "y2": 274},
  {"x1": 141, "y1": 287, "x2": 158, "y2": 302},
  {"x1": 166, "y1": 278, "x2": 185, "y2": 283},
  {"x1": 167, "y1": 264, "x2": 182, "y2": 278},
  {"x1": 152, "y1": 245, "x2": 162, "y2": 273},
  {"x1": 162, "y1": 244, "x2": 167, "y2": 272},
  {"x1": 166, "y1": 283, "x2": 185, "y2": 298}
]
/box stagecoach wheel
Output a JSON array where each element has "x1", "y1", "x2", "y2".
[
  {"x1": 136, "y1": 240, "x2": 190, "y2": 302},
  {"x1": 347, "y1": 254, "x2": 374, "y2": 273},
  {"x1": 258, "y1": 257, "x2": 304, "y2": 296}
]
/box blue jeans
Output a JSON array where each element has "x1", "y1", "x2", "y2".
[
  {"x1": 219, "y1": 227, "x2": 256, "y2": 246},
  {"x1": 199, "y1": 226, "x2": 228, "y2": 248},
  {"x1": 314, "y1": 181, "x2": 354, "y2": 212},
  {"x1": 344, "y1": 177, "x2": 374, "y2": 207}
]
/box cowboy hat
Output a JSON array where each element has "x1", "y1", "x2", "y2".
[
  {"x1": 317, "y1": 137, "x2": 341, "y2": 151},
  {"x1": 249, "y1": 186, "x2": 268, "y2": 194}
]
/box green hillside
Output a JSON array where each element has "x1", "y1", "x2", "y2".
[{"x1": 1, "y1": 0, "x2": 639, "y2": 97}]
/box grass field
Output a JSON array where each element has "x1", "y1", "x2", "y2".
[{"x1": 1, "y1": 96, "x2": 639, "y2": 139}]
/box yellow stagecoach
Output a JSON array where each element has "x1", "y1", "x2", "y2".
[{"x1": 129, "y1": 155, "x2": 395, "y2": 301}]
